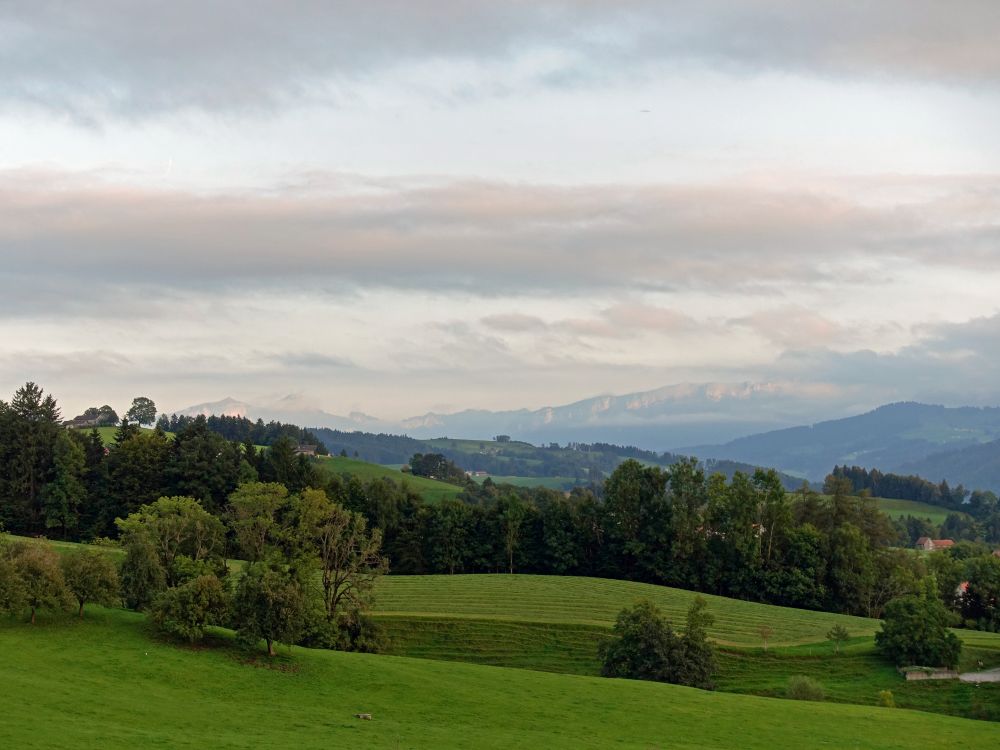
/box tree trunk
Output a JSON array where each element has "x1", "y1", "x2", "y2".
[
  {"x1": 30, "y1": 607, "x2": 36, "y2": 625},
  {"x1": 267, "y1": 638, "x2": 276, "y2": 657},
  {"x1": 78, "y1": 600, "x2": 85, "y2": 619}
]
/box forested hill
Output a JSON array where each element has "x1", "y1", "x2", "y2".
[
  {"x1": 898, "y1": 438, "x2": 1000, "y2": 494},
  {"x1": 312, "y1": 428, "x2": 811, "y2": 490},
  {"x1": 687, "y1": 402, "x2": 1000, "y2": 482},
  {"x1": 157, "y1": 413, "x2": 328, "y2": 453}
]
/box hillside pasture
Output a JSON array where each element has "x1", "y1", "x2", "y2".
[
  {"x1": 312, "y1": 455, "x2": 463, "y2": 503},
  {"x1": 471, "y1": 474, "x2": 582, "y2": 490},
  {"x1": 374, "y1": 574, "x2": 879, "y2": 647},
  {"x1": 873, "y1": 497, "x2": 958, "y2": 526},
  {"x1": 1, "y1": 608, "x2": 997, "y2": 749}
]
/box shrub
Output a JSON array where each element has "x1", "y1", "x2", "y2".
[
  {"x1": 61, "y1": 549, "x2": 119, "y2": 618},
  {"x1": 877, "y1": 690, "x2": 896, "y2": 708},
  {"x1": 119, "y1": 534, "x2": 166, "y2": 610},
  {"x1": 0, "y1": 546, "x2": 26, "y2": 616},
  {"x1": 599, "y1": 598, "x2": 716, "y2": 689},
  {"x1": 9, "y1": 541, "x2": 71, "y2": 623},
  {"x1": 786, "y1": 675, "x2": 825, "y2": 702},
  {"x1": 151, "y1": 574, "x2": 228, "y2": 643},
  {"x1": 876, "y1": 580, "x2": 961, "y2": 669}
]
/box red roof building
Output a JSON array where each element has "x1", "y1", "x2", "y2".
[{"x1": 915, "y1": 537, "x2": 955, "y2": 551}]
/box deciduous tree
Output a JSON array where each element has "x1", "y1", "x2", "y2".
[
  {"x1": 61, "y1": 548, "x2": 119, "y2": 618},
  {"x1": 875, "y1": 580, "x2": 961, "y2": 668},
  {"x1": 10, "y1": 541, "x2": 70, "y2": 623},
  {"x1": 151, "y1": 574, "x2": 228, "y2": 643}
]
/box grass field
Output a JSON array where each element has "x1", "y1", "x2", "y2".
[
  {"x1": 371, "y1": 575, "x2": 1000, "y2": 721},
  {"x1": 312, "y1": 455, "x2": 463, "y2": 503},
  {"x1": 71, "y1": 425, "x2": 177, "y2": 446},
  {"x1": 1, "y1": 608, "x2": 997, "y2": 749},
  {"x1": 374, "y1": 574, "x2": 880, "y2": 646},
  {"x1": 472, "y1": 474, "x2": 581, "y2": 490},
  {"x1": 873, "y1": 497, "x2": 957, "y2": 525}
]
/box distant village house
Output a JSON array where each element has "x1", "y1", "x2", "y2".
[
  {"x1": 293, "y1": 444, "x2": 318, "y2": 457},
  {"x1": 915, "y1": 537, "x2": 955, "y2": 552}
]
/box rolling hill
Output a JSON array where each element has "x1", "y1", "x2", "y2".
[
  {"x1": 898, "y1": 438, "x2": 1000, "y2": 494},
  {"x1": 373, "y1": 574, "x2": 877, "y2": 646},
  {"x1": 2, "y1": 607, "x2": 998, "y2": 748},
  {"x1": 311, "y1": 455, "x2": 463, "y2": 503},
  {"x1": 688, "y1": 402, "x2": 1000, "y2": 482}
]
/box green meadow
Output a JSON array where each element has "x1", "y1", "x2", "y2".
[
  {"x1": 374, "y1": 574, "x2": 879, "y2": 645},
  {"x1": 471, "y1": 474, "x2": 581, "y2": 489},
  {"x1": 311, "y1": 455, "x2": 463, "y2": 503},
  {"x1": 371, "y1": 574, "x2": 1000, "y2": 721},
  {"x1": 1, "y1": 607, "x2": 997, "y2": 750},
  {"x1": 873, "y1": 497, "x2": 958, "y2": 526}
]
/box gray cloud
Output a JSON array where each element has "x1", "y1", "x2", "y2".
[
  {"x1": 5, "y1": 169, "x2": 996, "y2": 311},
  {"x1": 772, "y1": 312, "x2": 1000, "y2": 406},
  {"x1": 3, "y1": 1, "x2": 999, "y2": 120},
  {"x1": 268, "y1": 352, "x2": 357, "y2": 370}
]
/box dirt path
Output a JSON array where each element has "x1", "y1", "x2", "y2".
[{"x1": 959, "y1": 667, "x2": 1000, "y2": 683}]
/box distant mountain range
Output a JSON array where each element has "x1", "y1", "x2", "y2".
[
  {"x1": 173, "y1": 391, "x2": 1000, "y2": 492},
  {"x1": 172, "y1": 381, "x2": 851, "y2": 450}
]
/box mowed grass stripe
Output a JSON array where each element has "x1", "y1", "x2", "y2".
[{"x1": 374, "y1": 574, "x2": 880, "y2": 646}]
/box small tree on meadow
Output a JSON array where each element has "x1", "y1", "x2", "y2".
[
  {"x1": 875, "y1": 580, "x2": 961, "y2": 669},
  {"x1": 827, "y1": 624, "x2": 849, "y2": 654},
  {"x1": 61, "y1": 548, "x2": 120, "y2": 618},
  {"x1": 119, "y1": 533, "x2": 166, "y2": 610},
  {"x1": 151, "y1": 574, "x2": 229, "y2": 643},
  {"x1": 294, "y1": 488, "x2": 388, "y2": 626},
  {"x1": 676, "y1": 596, "x2": 717, "y2": 690},
  {"x1": 759, "y1": 624, "x2": 774, "y2": 653},
  {"x1": 11, "y1": 541, "x2": 71, "y2": 623},
  {"x1": 600, "y1": 599, "x2": 680, "y2": 682},
  {"x1": 600, "y1": 598, "x2": 717, "y2": 689},
  {"x1": 232, "y1": 564, "x2": 306, "y2": 657},
  {"x1": 0, "y1": 544, "x2": 27, "y2": 617},
  {"x1": 125, "y1": 397, "x2": 157, "y2": 427}
]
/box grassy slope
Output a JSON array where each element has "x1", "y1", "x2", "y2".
[
  {"x1": 372, "y1": 575, "x2": 1000, "y2": 721},
  {"x1": 312, "y1": 455, "x2": 463, "y2": 503},
  {"x1": 472, "y1": 474, "x2": 580, "y2": 489},
  {"x1": 874, "y1": 497, "x2": 956, "y2": 526},
  {"x1": 374, "y1": 574, "x2": 879, "y2": 646},
  {"x1": 73, "y1": 425, "x2": 176, "y2": 446},
  {"x1": 1, "y1": 609, "x2": 997, "y2": 750}
]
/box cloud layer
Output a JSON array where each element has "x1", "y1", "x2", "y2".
[
  {"x1": 3, "y1": 2, "x2": 1000, "y2": 120},
  {"x1": 2, "y1": 3, "x2": 999, "y2": 429}
]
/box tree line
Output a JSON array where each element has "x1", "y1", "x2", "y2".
[
  {"x1": 830, "y1": 465, "x2": 971, "y2": 508},
  {"x1": 1, "y1": 481, "x2": 387, "y2": 656},
  {"x1": 2, "y1": 383, "x2": 998, "y2": 634},
  {"x1": 0, "y1": 383, "x2": 322, "y2": 540},
  {"x1": 155, "y1": 413, "x2": 328, "y2": 454}
]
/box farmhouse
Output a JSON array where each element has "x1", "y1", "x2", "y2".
[
  {"x1": 294, "y1": 444, "x2": 318, "y2": 456},
  {"x1": 63, "y1": 415, "x2": 103, "y2": 429},
  {"x1": 915, "y1": 537, "x2": 955, "y2": 552}
]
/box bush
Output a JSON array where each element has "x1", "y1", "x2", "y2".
[
  {"x1": 61, "y1": 549, "x2": 119, "y2": 618},
  {"x1": 786, "y1": 675, "x2": 825, "y2": 702},
  {"x1": 875, "y1": 580, "x2": 962, "y2": 669},
  {"x1": 599, "y1": 598, "x2": 716, "y2": 689},
  {"x1": 877, "y1": 690, "x2": 896, "y2": 708},
  {"x1": 151, "y1": 574, "x2": 228, "y2": 643}
]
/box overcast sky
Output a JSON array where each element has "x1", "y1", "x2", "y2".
[{"x1": 2, "y1": 1, "x2": 1000, "y2": 421}]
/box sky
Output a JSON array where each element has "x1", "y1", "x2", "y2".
[{"x1": 2, "y1": 1, "x2": 1000, "y2": 424}]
